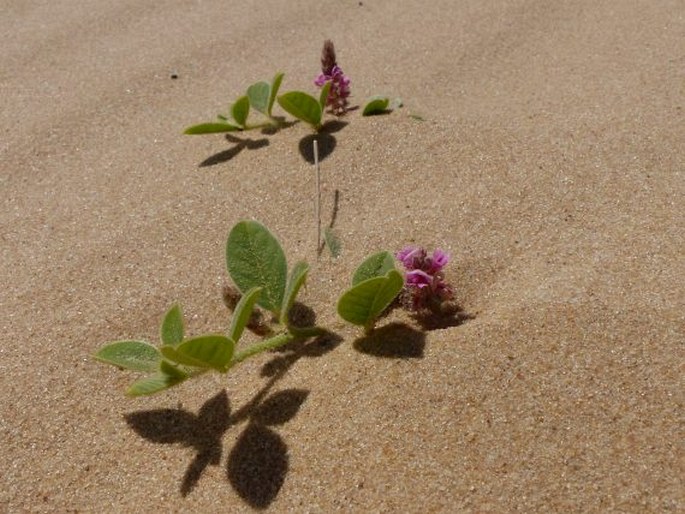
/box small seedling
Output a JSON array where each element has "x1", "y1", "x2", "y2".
[
  {"x1": 185, "y1": 41, "x2": 401, "y2": 145},
  {"x1": 94, "y1": 220, "x2": 324, "y2": 396},
  {"x1": 185, "y1": 72, "x2": 285, "y2": 134},
  {"x1": 337, "y1": 251, "x2": 404, "y2": 334}
]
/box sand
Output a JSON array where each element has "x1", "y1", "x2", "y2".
[{"x1": 1, "y1": 0, "x2": 683, "y2": 512}]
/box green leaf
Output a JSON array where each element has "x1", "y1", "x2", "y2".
[
  {"x1": 352, "y1": 251, "x2": 397, "y2": 285},
  {"x1": 324, "y1": 227, "x2": 341, "y2": 258},
  {"x1": 184, "y1": 122, "x2": 241, "y2": 134},
  {"x1": 226, "y1": 220, "x2": 287, "y2": 316},
  {"x1": 228, "y1": 286, "x2": 262, "y2": 342},
  {"x1": 173, "y1": 334, "x2": 234, "y2": 371},
  {"x1": 126, "y1": 361, "x2": 188, "y2": 397},
  {"x1": 362, "y1": 95, "x2": 390, "y2": 116},
  {"x1": 160, "y1": 303, "x2": 184, "y2": 347},
  {"x1": 247, "y1": 81, "x2": 270, "y2": 115},
  {"x1": 337, "y1": 269, "x2": 404, "y2": 329},
  {"x1": 319, "y1": 81, "x2": 331, "y2": 111},
  {"x1": 280, "y1": 261, "x2": 309, "y2": 325},
  {"x1": 231, "y1": 95, "x2": 250, "y2": 128},
  {"x1": 94, "y1": 340, "x2": 161, "y2": 372},
  {"x1": 268, "y1": 72, "x2": 284, "y2": 116},
  {"x1": 277, "y1": 91, "x2": 322, "y2": 128},
  {"x1": 161, "y1": 345, "x2": 211, "y2": 369}
]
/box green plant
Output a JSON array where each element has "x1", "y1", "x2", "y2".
[
  {"x1": 184, "y1": 41, "x2": 401, "y2": 138},
  {"x1": 94, "y1": 220, "x2": 324, "y2": 396},
  {"x1": 184, "y1": 73, "x2": 285, "y2": 134}
]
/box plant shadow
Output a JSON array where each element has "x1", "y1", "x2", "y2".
[
  {"x1": 353, "y1": 322, "x2": 426, "y2": 359},
  {"x1": 199, "y1": 134, "x2": 269, "y2": 167},
  {"x1": 125, "y1": 331, "x2": 340, "y2": 507},
  {"x1": 298, "y1": 120, "x2": 348, "y2": 164},
  {"x1": 411, "y1": 302, "x2": 475, "y2": 331},
  {"x1": 125, "y1": 390, "x2": 231, "y2": 497}
]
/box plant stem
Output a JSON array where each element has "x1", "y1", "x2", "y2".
[
  {"x1": 314, "y1": 139, "x2": 321, "y2": 254},
  {"x1": 231, "y1": 332, "x2": 295, "y2": 365},
  {"x1": 287, "y1": 325, "x2": 328, "y2": 338}
]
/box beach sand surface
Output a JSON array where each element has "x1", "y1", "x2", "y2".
[{"x1": 1, "y1": 1, "x2": 683, "y2": 512}]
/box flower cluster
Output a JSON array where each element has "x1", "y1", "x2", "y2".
[
  {"x1": 314, "y1": 40, "x2": 351, "y2": 115},
  {"x1": 396, "y1": 246, "x2": 453, "y2": 311}
]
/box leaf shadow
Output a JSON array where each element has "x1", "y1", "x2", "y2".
[
  {"x1": 124, "y1": 330, "x2": 340, "y2": 507},
  {"x1": 199, "y1": 134, "x2": 269, "y2": 167},
  {"x1": 125, "y1": 390, "x2": 231, "y2": 496},
  {"x1": 353, "y1": 322, "x2": 426, "y2": 359},
  {"x1": 227, "y1": 389, "x2": 309, "y2": 509},
  {"x1": 298, "y1": 120, "x2": 348, "y2": 164}
]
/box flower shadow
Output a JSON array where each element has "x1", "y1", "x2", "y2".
[
  {"x1": 411, "y1": 302, "x2": 476, "y2": 331},
  {"x1": 353, "y1": 322, "x2": 425, "y2": 359}
]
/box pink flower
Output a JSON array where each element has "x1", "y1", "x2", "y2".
[
  {"x1": 315, "y1": 65, "x2": 351, "y2": 115},
  {"x1": 396, "y1": 245, "x2": 453, "y2": 311},
  {"x1": 314, "y1": 41, "x2": 351, "y2": 115},
  {"x1": 428, "y1": 249, "x2": 449, "y2": 273},
  {"x1": 406, "y1": 269, "x2": 433, "y2": 288}
]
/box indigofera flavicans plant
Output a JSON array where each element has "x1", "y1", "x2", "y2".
[{"x1": 94, "y1": 220, "x2": 324, "y2": 396}]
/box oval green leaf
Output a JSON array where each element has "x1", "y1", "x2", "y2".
[
  {"x1": 94, "y1": 340, "x2": 161, "y2": 372},
  {"x1": 175, "y1": 334, "x2": 234, "y2": 371},
  {"x1": 324, "y1": 227, "x2": 341, "y2": 258},
  {"x1": 228, "y1": 286, "x2": 262, "y2": 343},
  {"x1": 277, "y1": 91, "x2": 322, "y2": 128},
  {"x1": 362, "y1": 95, "x2": 390, "y2": 116},
  {"x1": 126, "y1": 361, "x2": 188, "y2": 397},
  {"x1": 337, "y1": 269, "x2": 403, "y2": 329},
  {"x1": 280, "y1": 261, "x2": 309, "y2": 325},
  {"x1": 268, "y1": 72, "x2": 284, "y2": 116},
  {"x1": 184, "y1": 122, "x2": 241, "y2": 134},
  {"x1": 161, "y1": 345, "x2": 211, "y2": 369},
  {"x1": 247, "y1": 81, "x2": 270, "y2": 115},
  {"x1": 352, "y1": 251, "x2": 397, "y2": 285},
  {"x1": 226, "y1": 220, "x2": 287, "y2": 316},
  {"x1": 160, "y1": 303, "x2": 184, "y2": 347},
  {"x1": 231, "y1": 95, "x2": 250, "y2": 128}
]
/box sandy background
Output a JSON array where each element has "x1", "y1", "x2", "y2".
[{"x1": 2, "y1": 0, "x2": 683, "y2": 512}]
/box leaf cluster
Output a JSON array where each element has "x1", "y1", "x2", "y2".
[
  {"x1": 94, "y1": 220, "x2": 402, "y2": 396},
  {"x1": 95, "y1": 221, "x2": 323, "y2": 396},
  {"x1": 184, "y1": 72, "x2": 394, "y2": 135}
]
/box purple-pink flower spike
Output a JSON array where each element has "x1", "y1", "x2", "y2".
[
  {"x1": 396, "y1": 246, "x2": 453, "y2": 311},
  {"x1": 314, "y1": 40, "x2": 351, "y2": 115}
]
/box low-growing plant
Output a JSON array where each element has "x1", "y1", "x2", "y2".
[
  {"x1": 94, "y1": 220, "x2": 325, "y2": 396},
  {"x1": 185, "y1": 73, "x2": 285, "y2": 134},
  {"x1": 93, "y1": 219, "x2": 415, "y2": 396},
  {"x1": 184, "y1": 40, "x2": 399, "y2": 139}
]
